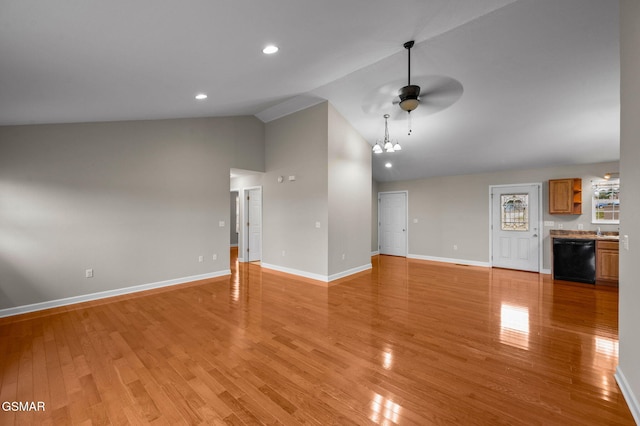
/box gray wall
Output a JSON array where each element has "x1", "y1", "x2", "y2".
[
  {"x1": 327, "y1": 104, "x2": 371, "y2": 276},
  {"x1": 260, "y1": 102, "x2": 371, "y2": 280},
  {"x1": 378, "y1": 161, "x2": 619, "y2": 271},
  {"x1": 263, "y1": 103, "x2": 329, "y2": 276},
  {"x1": 0, "y1": 116, "x2": 264, "y2": 310},
  {"x1": 619, "y1": 0, "x2": 640, "y2": 420},
  {"x1": 232, "y1": 118, "x2": 265, "y2": 172}
]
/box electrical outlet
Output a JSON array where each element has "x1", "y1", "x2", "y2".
[
  {"x1": 413, "y1": 218, "x2": 418, "y2": 223},
  {"x1": 453, "y1": 245, "x2": 458, "y2": 251},
  {"x1": 578, "y1": 223, "x2": 584, "y2": 230},
  {"x1": 341, "y1": 253, "x2": 346, "y2": 260},
  {"x1": 623, "y1": 235, "x2": 630, "y2": 251},
  {"x1": 558, "y1": 223, "x2": 564, "y2": 229},
  {"x1": 282, "y1": 250, "x2": 286, "y2": 256},
  {"x1": 212, "y1": 254, "x2": 217, "y2": 261},
  {"x1": 198, "y1": 255, "x2": 203, "y2": 262},
  {"x1": 85, "y1": 269, "x2": 93, "y2": 278},
  {"x1": 315, "y1": 221, "x2": 321, "y2": 228},
  {"x1": 219, "y1": 221, "x2": 225, "y2": 227}
]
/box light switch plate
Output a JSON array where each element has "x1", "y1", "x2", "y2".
[{"x1": 544, "y1": 221, "x2": 555, "y2": 227}]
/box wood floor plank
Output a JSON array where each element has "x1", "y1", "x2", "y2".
[{"x1": 0, "y1": 250, "x2": 635, "y2": 425}]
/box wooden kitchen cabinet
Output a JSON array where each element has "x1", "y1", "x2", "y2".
[
  {"x1": 549, "y1": 178, "x2": 582, "y2": 214},
  {"x1": 596, "y1": 240, "x2": 619, "y2": 285}
]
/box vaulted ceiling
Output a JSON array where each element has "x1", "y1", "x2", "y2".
[{"x1": 0, "y1": 0, "x2": 619, "y2": 182}]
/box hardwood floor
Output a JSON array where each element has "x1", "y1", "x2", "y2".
[{"x1": 0, "y1": 250, "x2": 634, "y2": 425}]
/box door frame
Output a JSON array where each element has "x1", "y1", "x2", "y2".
[
  {"x1": 378, "y1": 190, "x2": 409, "y2": 257},
  {"x1": 488, "y1": 183, "x2": 543, "y2": 272},
  {"x1": 242, "y1": 186, "x2": 262, "y2": 263}
]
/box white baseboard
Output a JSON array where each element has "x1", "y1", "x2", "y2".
[
  {"x1": 407, "y1": 254, "x2": 490, "y2": 268},
  {"x1": 0, "y1": 270, "x2": 231, "y2": 319},
  {"x1": 371, "y1": 250, "x2": 380, "y2": 256},
  {"x1": 615, "y1": 366, "x2": 640, "y2": 424},
  {"x1": 238, "y1": 257, "x2": 245, "y2": 262},
  {"x1": 328, "y1": 264, "x2": 372, "y2": 282},
  {"x1": 230, "y1": 244, "x2": 238, "y2": 247},
  {"x1": 261, "y1": 263, "x2": 327, "y2": 281},
  {"x1": 261, "y1": 263, "x2": 371, "y2": 283},
  {"x1": 541, "y1": 268, "x2": 551, "y2": 275}
]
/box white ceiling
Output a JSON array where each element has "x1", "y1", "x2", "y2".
[{"x1": 0, "y1": 0, "x2": 619, "y2": 182}]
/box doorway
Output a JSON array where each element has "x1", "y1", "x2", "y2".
[
  {"x1": 490, "y1": 184, "x2": 541, "y2": 272},
  {"x1": 230, "y1": 191, "x2": 239, "y2": 247},
  {"x1": 244, "y1": 186, "x2": 262, "y2": 262},
  {"x1": 378, "y1": 191, "x2": 408, "y2": 257}
]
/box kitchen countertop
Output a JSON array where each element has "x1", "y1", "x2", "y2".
[{"x1": 550, "y1": 230, "x2": 619, "y2": 240}]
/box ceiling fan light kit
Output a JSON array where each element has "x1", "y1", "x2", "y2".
[{"x1": 399, "y1": 93, "x2": 420, "y2": 112}]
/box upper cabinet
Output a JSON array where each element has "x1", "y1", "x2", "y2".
[{"x1": 549, "y1": 178, "x2": 582, "y2": 214}]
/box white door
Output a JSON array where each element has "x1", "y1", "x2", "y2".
[
  {"x1": 247, "y1": 188, "x2": 262, "y2": 262},
  {"x1": 379, "y1": 192, "x2": 407, "y2": 257},
  {"x1": 491, "y1": 184, "x2": 540, "y2": 272}
]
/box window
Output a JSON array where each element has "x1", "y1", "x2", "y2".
[{"x1": 592, "y1": 179, "x2": 619, "y2": 224}]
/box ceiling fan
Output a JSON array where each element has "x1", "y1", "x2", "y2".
[
  {"x1": 398, "y1": 40, "x2": 420, "y2": 117},
  {"x1": 361, "y1": 40, "x2": 464, "y2": 133}
]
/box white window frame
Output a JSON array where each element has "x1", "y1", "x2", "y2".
[{"x1": 591, "y1": 179, "x2": 620, "y2": 224}]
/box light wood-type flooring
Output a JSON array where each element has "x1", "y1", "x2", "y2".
[{"x1": 0, "y1": 249, "x2": 635, "y2": 425}]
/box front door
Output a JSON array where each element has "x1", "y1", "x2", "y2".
[
  {"x1": 491, "y1": 184, "x2": 540, "y2": 272},
  {"x1": 379, "y1": 192, "x2": 407, "y2": 257}
]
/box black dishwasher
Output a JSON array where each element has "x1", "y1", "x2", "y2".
[{"x1": 553, "y1": 238, "x2": 596, "y2": 284}]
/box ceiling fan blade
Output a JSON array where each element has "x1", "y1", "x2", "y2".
[
  {"x1": 361, "y1": 82, "x2": 401, "y2": 115},
  {"x1": 419, "y1": 75, "x2": 463, "y2": 100},
  {"x1": 362, "y1": 75, "x2": 463, "y2": 118},
  {"x1": 385, "y1": 107, "x2": 408, "y2": 121}
]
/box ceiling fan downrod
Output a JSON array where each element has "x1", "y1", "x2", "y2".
[
  {"x1": 405, "y1": 40, "x2": 413, "y2": 85},
  {"x1": 399, "y1": 40, "x2": 420, "y2": 134}
]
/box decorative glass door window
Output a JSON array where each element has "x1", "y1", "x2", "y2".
[{"x1": 501, "y1": 194, "x2": 529, "y2": 231}]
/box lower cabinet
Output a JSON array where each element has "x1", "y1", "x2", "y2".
[{"x1": 596, "y1": 240, "x2": 619, "y2": 285}]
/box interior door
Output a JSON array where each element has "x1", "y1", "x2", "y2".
[
  {"x1": 491, "y1": 184, "x2": 540, "y2": 272},
  {"x1": 379, "y1": 192, "x2": 407, "y2": 257},
  {"x1": 247, "y1": 188, "x2": 262, "y2": 262}
]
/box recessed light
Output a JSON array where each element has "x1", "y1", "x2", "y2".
[
  {"x1": 263, "y1": 45, "x2": 279, "y2": 54},
  {"x1": 195, "y1": 93, "x2": 208, "y2": 100},
  {"x1": 385, "y1": 162, "x2": 392, "y2": 168}
]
